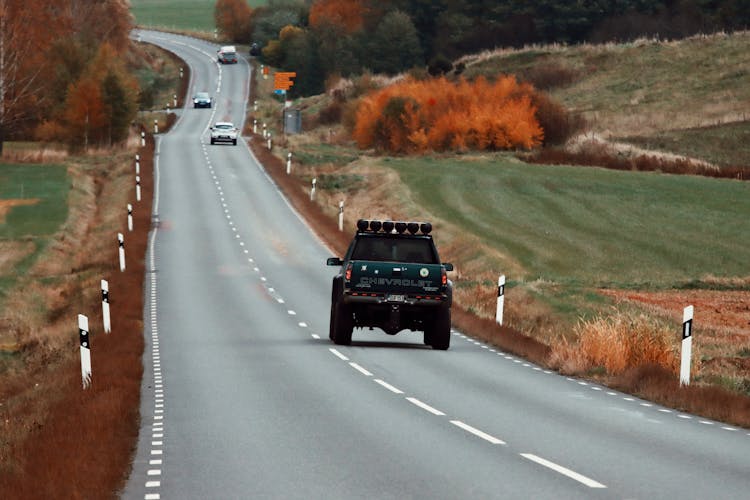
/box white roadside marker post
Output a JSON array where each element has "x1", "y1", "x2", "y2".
[
  {"x1": 179, "y1": 67, "x2": 183, "y2": 79},
  {"x1": 680, "y1": 305, "x2": 694, "y2": 386},
  {"x1": 338, "y1": 201, "x2": 344, "y2": 232},
  {"x1": 78, "y1": 314, "x2": 92, "y2": 389},
  {"x1": 118, "y1": 233, "x2": 126, "y2": 272},
  {"x1": 173, "y1": 94, "x2": 177, "y2": 107},
  {"x1": 127, "y1": 203, "x2": 133, "y2": 231},
  {"x1": 262, "y1": 123, "x2": 267, "y2": 139},
  {"x1": 310, "y1": 178, "x2": 317, "y2": 201},
  {"x1": 141, "y1": 131, "x2": 145, "y2": 147},
  {"x1": 154, "y1": 119, "x2": 158, "y2": 134},
  {"x1": 101, "y1": 280, "x2": 111, "y2": 333},
  {"x1": 253, "y1": 100, "x2": 258, "y2": 112},
  {"x1": 286, "y1": 152, "x2": 292, "y2": 174},
  {"x1": 136, "y1": 175, "x2": 141, "y2": 202},
  {"x1": 496, "y1": 275, "x2": 506, "y2": 325},
  {"x1": 135, "y1": 154, "x2": 140, "y2": 175},
  {"x1": 253, "y1": 119, "x2": 257, "y2": 134},
  {"x1": 267, "y1": 133, "x2": 272, "y2": 151}
]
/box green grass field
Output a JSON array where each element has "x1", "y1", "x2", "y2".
[
  {"x1": 387, "y1": 154, "x2": 750, "y2": 287},
  {"x1": 0, "y1": 163, "x2": 69, "y2": 303},
  {"x1": 0, "y1": 163, "x2": 69, "y2": 239},
  {"x1": 131, "y1": 0, "x2": 266, "y2": 32}
]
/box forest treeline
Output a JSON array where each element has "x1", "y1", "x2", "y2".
[
  {"x1": 217, "y1": 0, "x2": 750, "y2": 96},
  {"x1": 0, "y1": 0, "x2": 139, "y2": 152}
]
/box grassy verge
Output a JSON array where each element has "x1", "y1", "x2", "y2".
[
  {"x1": 0, "y1": 141, "x2": 152, "y2": 496},
  {"x1": 0, "y1": 41, "x2": 186, "y2": 496}
]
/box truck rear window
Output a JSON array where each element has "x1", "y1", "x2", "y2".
[{"x1": 351, "y1": 236, "x2": 437, "y2": 264}]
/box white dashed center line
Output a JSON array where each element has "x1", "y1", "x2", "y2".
[
  {"x1": 521, "y1": 453, "x2": 606, "y2": 489},
  {"x1": 451, "y1": 420, "x2": 505, "y2": 445},
  {"x1": 406, "y1": 397, "x2": 445, "y2": 416},
  {"x1": 374, "y1": 379, "x2": 404, "y2": 394},
  {"x1": 329, "y1": 348, "x2": 349, "y2": 361},
  {"x1": 349, "y1": 362, "x2": 373, "y2": 376}
]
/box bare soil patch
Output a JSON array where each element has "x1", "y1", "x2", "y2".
[{"x1": 600, "y1": 289, "x2": 750, "y2": 336}]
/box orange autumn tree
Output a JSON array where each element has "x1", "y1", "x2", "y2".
[
  {"x1": 215, "y1": 0, "x2": 253, "y2": 42},
  {"x1": 353, "y1": 76, "x2": 544, "y2": 154},
  {"x1": 64, "y1": 75, "x2": 107, "y2": 149},
  {"x1": 309, "y1": 0, "x2": 367, "y2": 34}
]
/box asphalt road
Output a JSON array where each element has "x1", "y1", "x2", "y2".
[{"x1": 123, "y1": 31, "x2": 750, "y2": 500}]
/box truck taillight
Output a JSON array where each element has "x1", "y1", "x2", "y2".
[
  {"x1": 441, "y1": 268, "x2": 447, "y2": 286},
  {"x1": 345, "y1": 264, "x2": 352, "y2": 281}
]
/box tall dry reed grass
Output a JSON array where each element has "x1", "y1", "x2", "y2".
[{"x1": 550, "y1": 311, "x2": 681, "y2": 376}]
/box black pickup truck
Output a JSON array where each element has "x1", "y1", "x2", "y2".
[{"x1": 326, "y1": 219, "x2": 453, "y2": 349}]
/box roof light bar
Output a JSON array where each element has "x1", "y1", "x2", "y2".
[{"x1": 355, "y1": 219, "x2": 433, "y2": 235}]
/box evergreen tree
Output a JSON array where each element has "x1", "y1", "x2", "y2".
[{"x1": 369, "y1": 10, "x2": 423, "y2": 75}]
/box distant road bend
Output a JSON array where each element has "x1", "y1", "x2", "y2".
[{"x1": 123, "y1": 30, "x2": 750, "y2": 499}]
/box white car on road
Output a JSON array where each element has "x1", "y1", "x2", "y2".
[{"x1": 210, "y1": 122, "x2": 239, "y2": 145}]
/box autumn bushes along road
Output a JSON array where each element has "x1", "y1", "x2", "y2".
[{"x1": 0, "y1": 0, "x2": 135, "y2": 153}]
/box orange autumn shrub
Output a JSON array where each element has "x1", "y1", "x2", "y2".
[{"x1": 353, "y1": 76, "x2": 544, "y2": 153}]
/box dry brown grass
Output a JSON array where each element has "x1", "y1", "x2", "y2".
[
  {"x1": 549, "y1": 311, "x2": 680, "y2": 376},
  {"x1": 0, "y1": 241, "x2": 35, "y2": 274},
  {"x1": 1, "y1": 145, "x2": 68, "y2": 163}
]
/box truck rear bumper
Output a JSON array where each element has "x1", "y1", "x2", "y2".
[{"x1": 343, "y1": 294, "x2": 447, "y2": 307}]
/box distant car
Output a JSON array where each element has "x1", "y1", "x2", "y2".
[
  {"x1": 217, "y1": 45, "x2": 238, "y2": 64},
  {"x1": 249, "y1": 43, "x2": 261, "y2": 57},
  {"x1": 210, "y1": 122, "x2": 238, "y2": 145},
  {"x1": 193, "y1": 92, "x2": 212, "y2": 108}
]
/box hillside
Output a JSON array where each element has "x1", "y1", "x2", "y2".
[{"x1": 460, "y1": 31, "x2": 750, "y2": 166}]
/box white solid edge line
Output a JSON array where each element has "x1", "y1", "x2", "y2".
[
  {"x1": 406, "y1": 397, "x2": 445, "y2": 416},
  {"x1": 374, "y1": 379, "x2": 404, "y2": 394},
  {"x1": 329, "y1": 348, "x2": 349, "y2": 361},
  {"x1": 450, "y1": 420, "x2": 505, "y2": 445},
  {"x1": 520, "y1": 453, "x2": 606, "y2": 488},
  {"x1": 349, "y1": 362, "x2": 373, "y2": 376}
]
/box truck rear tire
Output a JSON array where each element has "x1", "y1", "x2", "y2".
[
  {"x1": 332, "y1": 299, "x2": 353, "y2": 345},
  {"x1": 431, "y1": 308, "x2": 451, "y2": 350}
]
